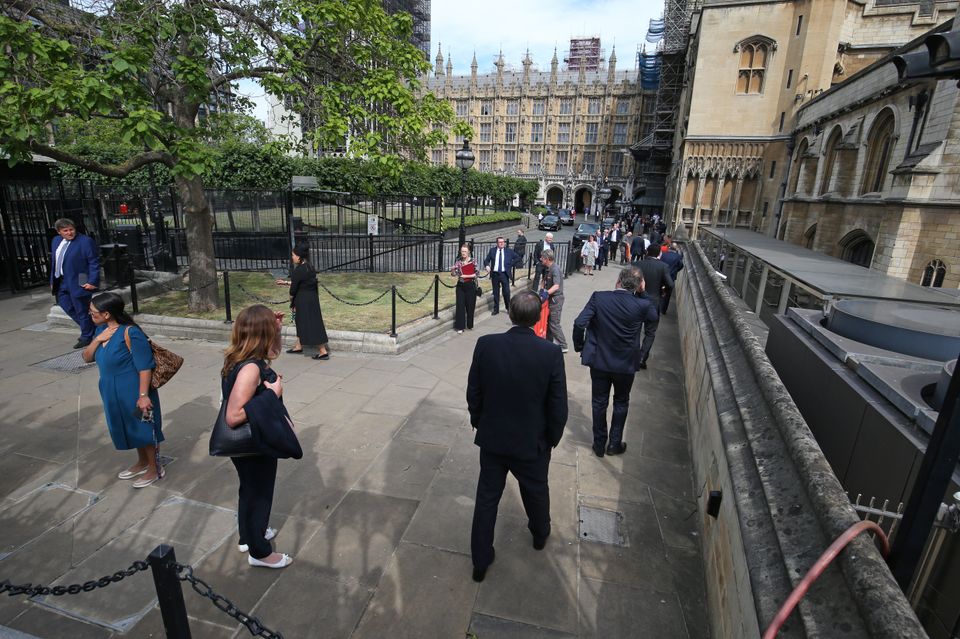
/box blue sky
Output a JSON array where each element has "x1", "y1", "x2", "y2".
[
  {"x1": 240, "y1": 0, "x2": 664, "y2": 122},
  {"x1": 432, "y1": 0, "x2": 663, "y2": 75}
]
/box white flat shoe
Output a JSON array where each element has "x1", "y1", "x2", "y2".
[
  {"x1": 132, "y1": 475, "x2": 160, "y2": 489},
  {"x1": 118, "y1": 467, "x2": 148, "y2": 480},
  {"x1": 248, "y1": 553, "x2": 292, "y2": 569},
  {"x1": 238, "y1": 527, "x2": 277, "y2": 553}
]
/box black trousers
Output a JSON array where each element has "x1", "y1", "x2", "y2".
[
  {"x1": 455, "y1": 280, "x2": 477, "y2": 330},
  {"x1": 532, "y1": 262, "x2": 546, "y2": 290},
  {"x1": 597, "y1": 246, "x2": 607, "y2": 270},
  {"x1": 471, "y1": 448, "x2": 551, "y2": 569},
  {"x1": 660, "y1": 287, "x2": 674, "y2": 315},
  {"x1": 231, "y1": 455, "x2": 278, "y2": 559},
  {"x1": 490, "y1": 271, "x2": 511, "y2": 312},
  {"x1": 639, "y1": 317, "x2": 660, "y2": 364},
  {"x1": 590, "y1": 368, "x2": 635, "y2": 449}
]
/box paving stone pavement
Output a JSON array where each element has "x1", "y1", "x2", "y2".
[{"x1": 0, "y1": 260, "x2": 708, "y2": 639}]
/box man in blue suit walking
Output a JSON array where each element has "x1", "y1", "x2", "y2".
[
  {"x1": 572, "y1": 266, "x2": 659, "y2": 457},
  {"x1": 50, "y1": 218, "x2": 100, "y2": 348},
  {"x1": 483, "y1": 236, "x2": 518, "y2": 315}
]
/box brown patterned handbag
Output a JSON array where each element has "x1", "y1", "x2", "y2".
[{"x1": 124, "y1": 327, "x2": 184, "y2": 389}]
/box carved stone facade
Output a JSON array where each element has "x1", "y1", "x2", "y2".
[
  {"x1": 665, "y1": 0, "x2": 957, "y2": 240},
  {"x1": 422, "y1": 46, "x2": 654, "y2": 213}
]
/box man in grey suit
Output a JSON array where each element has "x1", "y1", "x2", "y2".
[
  {"x1": 573, "y1": 267, "x2": 659, "y2": 456},
  {"x1": 637, "y1": 244, "x2": 674, "y2": 369}
]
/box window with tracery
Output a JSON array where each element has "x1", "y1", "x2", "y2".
[
  {"x1": 921, "y1": 259, "x2": 947, "y2": 287},
  {"x1": 819, "y1": 127, "x2": 842, "y2": 196},
  {"x1": 736, "y1": 39, "x2": 771, "y2": 94},
  {"x1": 861, "y1": 110, "x2": 895, "y2": 195}
]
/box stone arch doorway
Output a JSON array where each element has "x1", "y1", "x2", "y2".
[
  {"x1": 574, "y1": 187, "x2": 593, "y2": 216},
  {"x1": 546, "y1": 186, "x2": 564, "y2": 209},
  {"x1": 839, "y1": 229, "x2": 874, "y2": 268}
]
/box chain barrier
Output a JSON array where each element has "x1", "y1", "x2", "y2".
[
  {"x1": 235, "y1": 283, "x2": 289, "y2": 306},
  {"x1": 395, "y1": 281, "x2": 435, "y2": 305},
  {"x1": 174, "y1": 563, "x2": 283, "y2": 639},
  {"x1": 135, "y1": 269, "x2": 218, "y2": 294},
  {"x1": 316, "y1": 280, "x2": 391, "y2": 306},
  {"x1": 0, "y1": 560, "x2": 149, "y2": 598}
]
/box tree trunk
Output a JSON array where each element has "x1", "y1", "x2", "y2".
[{"x1": 175, "y1": 175, "x2": 220, "y2": 311}]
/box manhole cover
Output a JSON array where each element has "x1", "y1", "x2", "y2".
[
  {"x1": 579, "y1": 505, "x2": 627, "y2": 546},
  {"x1": 33, "y1": 351, "x2": 95, "y2": 374}
]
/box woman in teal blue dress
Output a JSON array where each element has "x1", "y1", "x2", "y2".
[{"x1": 82, "y1": 292, "x2": 164, "y2": 488}]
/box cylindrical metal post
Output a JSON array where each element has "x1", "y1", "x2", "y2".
[
  {"x1": 390, "y1": 286, "x2": 397, "y2": 337},
  {"x1": 128, "y1": 264, "x2": 139, "y2": 314},
  {"x1": 222, "y1": 271, "x2": 232, "y2": 324},
  {"x1": 148, "y1": 544, "x2": 192, "y2": 639},
  {"x1": 437, "y1": 233, "x2": 444, "y2": 272},
  {"x1": 433, "y1": 274, "x2": 439, "y2": 320},
  {"x1": 368, "y1": 233, "x2": 375, "y2": 273}
]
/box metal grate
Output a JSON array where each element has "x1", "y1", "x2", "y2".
[
  {"x1": 33, "y1": 350, "x2": 95, "y2": 374},
  {"x1": 579, "y1": 505, "x2": 627, "y2": 546}
]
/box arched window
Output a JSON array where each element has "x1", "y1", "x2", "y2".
[
  {"x1": 803, "y1": 223, "x2": 817, "y2": 249},
  {"x1": 921, "y1": 259, "x2": 947, "y2": 287},
  {"x1": 860, "y1": 110, "x2": 896, "y2": 195},
  {"x1": 819, "y1": 127, "x2": 842, "y2": 196},
  {"x1": 735, "y1": 37, "x2": 774, "y2": 94},
  {"x1": 839, "y1": 229, "x2": 874, "y2": 268}
]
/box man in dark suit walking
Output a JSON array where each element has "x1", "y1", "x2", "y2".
[
  {"x1": 50, "y1": 218, "x2": 100, "y2": 348},
  {"x1": 467, "y1": 291, "x2": 568, "y2": 582},
  {"x1": 637, "y1": 244, "x2": 674, "y2": 368},
  {"x1": 658, "y1": 243, "x2": 684, "y2": 315},
  {"x1": 483, "y1": 236, "x2": 518, "y2": 315},
  {"x1": 573, "y1": 267, "x2": 658, "y2": 456}
]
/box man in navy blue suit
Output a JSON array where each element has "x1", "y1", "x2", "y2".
[
  {"x1": 572, "y1": 267, "x2": 659, "y2": 457},
  {"x1": 659, "y1": 243, "x2": 684, "y2": 315},
  {"x1": 50, "y1": 218, "x2": 100, "y2": 348},
  {"x1": 467, "y1": 291, "x2": 568, "y2": 582},
  {"x1": 483, "y1": 236, "x2": 518, "y2": 315}
]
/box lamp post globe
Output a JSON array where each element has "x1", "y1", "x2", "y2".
[
  {"x1": 597, "y1": 186, "x2": 612, "y2": 220},
  {"x1": 455, "y1": 140, "x2": 475, "y2": 247}
]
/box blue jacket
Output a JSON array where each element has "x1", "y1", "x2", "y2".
[
  {"x1": 573, "y1": 289, "x2": 659, "y2": 373},
  {"x1": 483, "y1": 246, "x2": 519, "y2": 273},
  {"x1": 50, "y1": 234, "x2": 100, "y2": 295},
  {"x1": 660, "y1": 250, "x2": 684, "y2": 280}
]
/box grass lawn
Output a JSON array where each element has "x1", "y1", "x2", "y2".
[{"x1": 138, "y1": 271, "x2": 459, "y2": 333}]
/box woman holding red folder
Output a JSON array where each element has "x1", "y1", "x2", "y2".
[{"x1": 451, "y1": 245, "x2": 479, "y2": 334}]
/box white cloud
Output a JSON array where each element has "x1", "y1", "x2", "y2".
[{"x1": 432, "y1": 0, "x2": 663, "y2": 75}]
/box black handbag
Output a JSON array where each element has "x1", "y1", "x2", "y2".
[
  {"x1": 476, "y1": 283, "x2": 483, "y2": 297},
  {"x1": 209, "y1": 359, "x2": 266, "y2": 458},
  {"x1": 209, "y1": 399, "x2": 260, "y2": 457}
]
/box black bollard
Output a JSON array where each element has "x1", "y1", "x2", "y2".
[
  {"x1": 148, "y1": 545, "x2": 192, "y2": 639},
  {"x1": 128, "y1": 264, "x2": 139, "y2": 314},
  {"x1": 223, "y1": 271, "x2": 232, "y2": 324},
  {"x1": 433, "y1": 274, "x2": 439, "y2": 320},
  {"x1": 390, "y1": 285, "x2": 397, "y2": 337}
]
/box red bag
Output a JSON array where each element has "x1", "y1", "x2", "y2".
[{"x1": 534, "y1": 299, "x2": 550, "y2": 339}]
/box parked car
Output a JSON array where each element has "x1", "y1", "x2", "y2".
[
  {"x1": 572, "y1": 223, "x2": 599, "y2": 247},
  {"x1": 538, "y1": 214, "x2": 561, "y2": 231},
  {"x1": 558, "y1": 209, "x2": 574, "y2": 226}
]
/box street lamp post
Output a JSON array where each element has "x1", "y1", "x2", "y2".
[
  {"x1": 597, "y1": 183, "x2": 612, "y2": 221},
  {"x1": 455, "y1": 139, "x2": 475, "y2": 247}
]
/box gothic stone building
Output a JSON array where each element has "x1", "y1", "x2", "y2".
[
  {"x1": 664, "y1": 0, "x2": 956, "y2": 248},
  {"x1": 423, "y1": 47, "x2": 654, "y2": 215},
  {"x1": 781, "y1": 22, "x2": 960, "y2": 289}
]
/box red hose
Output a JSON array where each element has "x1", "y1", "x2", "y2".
[{"x1": 762, "y1": 520, "x2": 890, "y2": 639}]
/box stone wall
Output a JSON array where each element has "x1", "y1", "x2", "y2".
[{"x1": 675, "y1": 240, "x2": 928, "y2": 638}]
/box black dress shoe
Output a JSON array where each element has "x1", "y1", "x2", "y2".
[
  {"x1": 472, "y1": 549, "x2": 494, "y2": 583},
  {"x1": 606, "y1": 443, "x2": 627, "y2": 456},
  {"x1": 638, "y1": 360, "x2": 647, "y2": 370},
  {"x1": 533, "y1": 533, "x2": 550, "y2": 551},
  {"x1": 592, "y1": 443, "x2": 605, "y2": 458},
  {"x1": 286, "y1": 348, "x2": 303, "y2": 354},
  {"x1": 74, "y1": 339, "x2": 91, "y2": 349},
  {"x1": 491, "y1": 310, "x2": 500, "y2": 316},
  {"x1": 312, "y1": 353, "x2": 330, "y2": 360}
]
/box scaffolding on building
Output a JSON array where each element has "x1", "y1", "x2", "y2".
[
  {"x1": 382, "y1": 0, "x2": 431, "y2": 57},
  {"x1": 565, "y1": 37, "x2": 604, "y2": 72},
  {"x1": 629, "y1": 0, "x2": 700, "y2": 213}
]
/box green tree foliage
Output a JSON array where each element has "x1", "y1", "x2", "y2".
[{"x1": 0, "y1": 0, "x2": 458, "y2": 310}]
